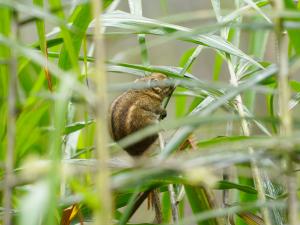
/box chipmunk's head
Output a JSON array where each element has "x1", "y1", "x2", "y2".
[{"x1": 136, "y1": 73, "x2": 174, "y2": 98}]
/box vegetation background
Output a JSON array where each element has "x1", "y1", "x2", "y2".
[{"x1": 1, "y1": 0, "x2": 300, "y2": 225}]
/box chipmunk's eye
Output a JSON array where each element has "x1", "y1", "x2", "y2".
[{"x1": 149, "y1": 79, "x2": 162, "y2": 93}]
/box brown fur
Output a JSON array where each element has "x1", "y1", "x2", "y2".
[{"x1": 108, "y1": 73, "x2": 173, "y2": 156}]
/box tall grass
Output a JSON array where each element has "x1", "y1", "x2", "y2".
[{"x1": 1, "y1": 0, "x2": 300, "y2": 225}]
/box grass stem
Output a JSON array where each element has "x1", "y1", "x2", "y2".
[
  {"x1": 226, "y1": 55, "x2": 272, "y2": 225},
  {"x1": 92, "y1": 0, "x2": 112, "y2": 224},
  {"x1": 3, "y1": 10, "x2": 17, "y2": 225},
  {"x1": 274, "y1": 1, "x2": 297, "y2": 224}
]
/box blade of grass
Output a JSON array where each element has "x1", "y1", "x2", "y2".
[
  {"x1": 158, "y1": 65, "x2": 277, "y2": 159},
  {"x1": 158, "y1": 135, "x2": 179, "y2": 223},
  {"x1": 15, "y1": 102, "x2": 49, "y2": 161},
  {"x1": 0, "y1": 7, "x2": 11, "y2": 156},
  {"x1": 213, "y1": 1, "x2": 272, "y2": 223},
  {"x1": 172, "y1": 200, "x2": 285, "y2": 225},
  {"x1": 3, "y1": 8, "x2": 16, "y2": 225},
  {"x1": 128, "y1": 0, "x2": 149, "y2": 68},
  {"x1": 274, "y1": 1, "x2": 297, "y2": 224},
  {"x1": 48, "y1": 0, "x2": 79, "y2": 72},
  {"x1": 284, "y1": 0, "x2": 300, "y2": 56},
  {"x1": 91, "y1": 0, "x2": 112, "y2": 224},
  {"x1": 45, "y1": 80, "x2": 72, "y2": 225},
  {"x1": 118, "y1": 187, "x2": 143, "y2": 225},
  {"x1": 226, "y1": 54, "x2": 271, "y2": 225},
  {"x1": 162, "y1": 191, "x2": 171, "y2": 223},
  {"x1": 18, "y1": 181, "x2": 51, "y2": 225},
  {"x1": 0, "y1": 0, "x2": 68, "y2": 29},
  {"x1": 58, "y1": 2, "x2": 92, "y2": 71},
  {"x1": 33, "y1": 0, "x2": 52, "y2": 91},
  {"x1": 176, "y1": 46, "x2": 203, "y2": 116},
  {"x1": 212, "y1": 52, "x2": 223, "y2": 81},
  {"x1": 185, "y1": 185, "x2": 219, "y2": 225},
  {"x1": 0, "y1": 34, "x2": 94, "y2": 102},
  {"x1": 101, "y1": 11, "x2": 263, "y2": 68},
  {"x1": 237, "y1": 212, "x2": 264, "y2": 225},
  {"x1": 242, "y1": 0, "x2": 272, "y2": 23},
  {"x1": 245, "y1": 15, "x2": 270, "y2": 111}
]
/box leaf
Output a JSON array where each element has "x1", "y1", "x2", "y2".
[
  {"x1": 18, "y1": 181, "x2": 50, "y2": 225},
  {"x1": 162, "y1": 191, "x2": 171, "y2": 223},
  {"x1": 211, "y1": 0, "x2": 222, "y2": 22},
  {"x1": 179, "y1": 46, "x2": 203, "y2": 76},
  {"x1": 237, "y1": 212, "x2": 264, "y2": 225},
  {"x1": 284, "y1": 0, "x2": 300, "y2": 56},
  {"x1": 128, "y1": 0, "x2": 149, "y2": 67},
  {"x1": 242, "y1": 0, "x2": 272, "y2": 23},
  {"x1": 16, "y1": 102, "x2": 50, "y2": 160},
  {"x1": 159, "y1": 65, "x2": 277, "y2": 159},
  {"x1": 290, "y1": 80, "x2": 300, "y2": 92},
  {"x1": 32, "y1": 37, "x2": 63, "y2": 49},
  {"x1": 58, "y1": 2, "x2": 92, "y2": 71},
  {"x1": 185, "y1": 185, "x2": 218, "y2": 225},
  {"x1": 0, "y1": 7, "x2": 10, "y2": 159},
  {"x1": 60, "y1": 204, "x2": 81, "y2": 225},
  {"x1": 245, "y1": 14, "x2": 270, "y2": 111},
  {"x1": 0, "y1": 0, "x2": 66, "y2": 27},
  {"x1": 33, "y1": 0, "x2": 52, "y2": 91},
  {"x1": 64, "y1": 120, "x2": 94, "y2": 135},
  {"x1": 118, "y1": 187, "x2": 143, "y2": 225},
  {"x1": 100, "y1": 11, "x2": 262, "y2": 68},
  {"x1": 176, "y1": 46, "x2": 203, "y2": 117},
  {"x1": 107, "y1": 61, "x2": 200, "y2": 80},
  {"x1": 216, "y1": 180, "x2": 257, "y2": 195},
  {"x1": 212, "y1": 52, "x2": 223, "y2": 81},
  {"x1": 222, "y1": 0, "x2": 270, "y2": 23}
]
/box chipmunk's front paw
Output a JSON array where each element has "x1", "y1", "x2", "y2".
[{"x1": 160, "y1": 109, "x2": 167, "y2": 119}]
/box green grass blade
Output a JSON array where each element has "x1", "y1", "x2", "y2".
[
  {"x1": 242, "y1": 0, "x2": 272, "y2": 23},
  {"x1": 48, "y1": 0, "x2": 79, "y2": 72},
  {"x1": 101, "y1": 11, "x2": 263, "y2": 68},
  {"x1": 284, "y1": 0, "x2": 300, "y2": 56},
  {"x1": 159, "y1": 65, "x2": 277, "y2": 158},
  {"x1": 58, "y1": 2, "x2": 92, "y2": 71},
  {"x1": 185, "y1": 185, "x2": 219, "y2": 225},
  {"x1": 129, "y1": 0, "x2": 149, "y2": 67}
]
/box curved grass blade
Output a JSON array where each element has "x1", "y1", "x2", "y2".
[{"x1": 100, "y1": 11, "x2": 262, "y2": 68}]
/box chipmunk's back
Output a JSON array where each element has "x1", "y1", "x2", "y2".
[{"x1": 108, "y1": 73, "x2": 173, "y2": 156}]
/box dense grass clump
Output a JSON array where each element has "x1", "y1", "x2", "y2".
[{"x1": 1, "y1": 0, "x2": 300, "y2": 225}]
